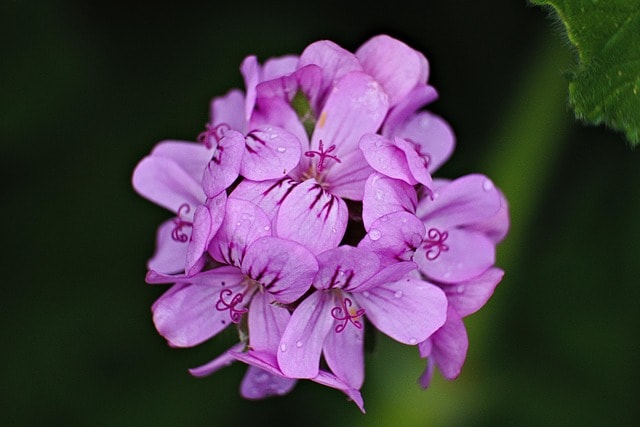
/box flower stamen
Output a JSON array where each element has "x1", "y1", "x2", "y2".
[
  {"x1": 171, "y1": 203, "x2": 193, "y2": 242},
  {"x1": 304, "y1": 140, "x2": 341, "y2": 172},
  {"x1": 331, "y1": 297, "x2": 365, "y2": 333},
  {"x1": 215, "y1": 289, "x2": 248, "y2": 323},
  {"x1": 423, "y1": 228, "x2": 449, "y2": 260}
]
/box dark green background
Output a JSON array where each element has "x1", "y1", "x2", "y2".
[{"x1": 2, "y1": 1, "x2": 638, "y2": 425}]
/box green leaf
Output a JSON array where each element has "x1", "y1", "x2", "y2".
[
  {"x1": 291, "y1": 90, "x2": 316, "y2": 140},
  {"x1": 531, "y1": 0, "x2": 640, "y2": 145}
]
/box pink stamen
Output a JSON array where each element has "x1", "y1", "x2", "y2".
[
  {"x1": 171, "y1": 203, "x2": 193, "y2": 243},
  {"x1": 304, "y1": 140, "x2": 341, "y2": 172},
  {"x1": 197, "y1": 123, "x2": 231, "y2": 149},
  {"x1": 423, "y1": 228, "x2": 449, "y2": 260},
  {"x1": 215, "y1": 289, "x2": 248, "y2": 323},
  {"x1": 331, "y1": 297, "x2": 365, "y2": 333}
]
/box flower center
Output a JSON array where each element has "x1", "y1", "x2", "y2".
[
  {"x1": 171, "y1": 203, "x2": 193, "y2": 242},
  {"x1": 331, "y1": 297, "x2": 365, "y2": 333},
  {"x1": 215, "y1": 288, "x2": 249, "y2": 323},
  {"x1": 304, "y1": 140, "x2": 342, "y2": 173},
  {"x1": 423, "y1": 227, "x2": 449, "y2": 260}
]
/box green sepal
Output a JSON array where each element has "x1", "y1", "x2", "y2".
[{"x1": 291, "y1": 90, "x2": 316, "y2": 140}]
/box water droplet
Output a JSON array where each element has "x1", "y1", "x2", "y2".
[
  {"x1": 455, "y1": 285, "x2": 465, "y2": 294},
  {"x1": 263, "y1": 225, "x2": 271, "y2": 231},
  {"x1": 394, "y1": 290, "x2": 403, "y2": 298},
  {"x1": 254, "y1": 372, "x2": 269, "y2": 383},
  {"x1": 408, "y1": 337, "x2": 418, "y2": 345},
  {"x1": 277, "y1": 146, "x2": 287, "y2": 153},
  {"x1": 374, "y1": 140, "x2": 384, "y2": 148},
  {"x1": 331, "y1": 227, "x2": 337, "y2": 233},
  {"x1": 280, "y1": 344, "x2": 287, "y2": 352},
  {"x1": 380, "y1": 215, "x2": 389, "y2": 222},
  {"x1": 369, "y1": 229, "x2": 382, "y2": 241},
  {"x1": 295, "y1": 341, "x2": 303, "y2": 348},
  {"x1": 482, "y1": 178, "x2": 494, "y2": 192},
  {"x1": 444, "y1": 272, "x2": 452, "y2": 279},
  {"x1": 362, "y1": 291, "x2": 370, "y2": 298}
]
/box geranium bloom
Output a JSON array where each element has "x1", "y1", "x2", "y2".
[{"x1": 132, "y1": 33, "x2": 509, "y2": 412}]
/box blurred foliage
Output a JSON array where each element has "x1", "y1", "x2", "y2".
[
  {"x1": 531, "y1": 0, "x2": 640, "y2": 145},
  {"x1": 1, "y1": 1, "x2": 639, "y2": 426}
]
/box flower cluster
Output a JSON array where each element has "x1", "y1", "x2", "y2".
[{"x1": 132, "y1": 34, "x2": 509, "y2": 412}]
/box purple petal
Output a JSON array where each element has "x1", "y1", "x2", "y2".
[
  {"x1": 277, "y1": 291, "x2": 335, "y2": 378},
  {"x1": 240, "y1": 126, "x2": 302, "y2": 180},
  {"x1": 353, "y1": 276, "x2": 447, "y2": 345},
  {"x1": 312, "y1": 370, "x2": 366, "y2": 413},
  {"x1": 353, "y1": 261, "x2": 418, "y2": 292},
  {"x1": 189, "y1": 342, "x2": 245, "y2": 377},
  {"x1": 323, "y1": 149, "x2": 374, "y2": 201},
  {"x1": 185, "y1": 193, "x2": 226, "y2": 276},
  {"x1": 276, "y1": 178, "x2": 348, "y2": 255},
  {"x1": 242, "y1": 236, "x2": 318, "y2": 304},
  {"x1": 132, "y1": 156, "x2": 205, "y2": 213},
  {"x1": 466, "y1": 189, "x2": 510, "y2": 244},
  {"x1": 261, "y1": 55, "x2": 299, "y2": 81},
  {"x1": 427, "y1": 307, "x2": 468, "y2": 381},
  {"x1": 362, "y1": 173, "x2": 417, "y2": 231},
  {"x1": 208, "y1": 198, "x2": 272, "y2": 267},
  {"x1": 417, "y1": 174, "x2": 502, "y2": 229},
  {"x1": 323, "y1": 296, "x2": 365, "y2": 389},
  {"x1": 229, "y1": 177, "x2": 301, "y2": 223},
  {"x1": 310, "y1": 71, "x2": 389, "y2": 163},
  {"x1": 382, "y1": 84, "x2": 439, "y2": 135},
  {"x1": 240, "y1": 55, "x2": 259, "y2": 121},
  {"x1": 355, "y1": 34, "x2": 428, "y2": 106},
  {"x1": 248, "y1": 291, "x2": 291, "y2": 354},
  {"x1": 201, "y1": 130, "x2": 245, "y2": 198},
  {"x1": 359, "y1": 134, "x2": 433, "y2": 189},
  {"x1": 149, "y1": 140, "x2": 214, "y2": 183},
  {"x1": 388, "y1": 111, "x2": 455, "y2": 174},
  {"x1": 150, "y1": 267, "x2": 246, "y2": 347},
  {"x1": 251, "y1": 96, "x2": 309, "y2": 153},
  {"x1": 418, "y1": 358, "x2": 436, "y2": 389},
  {"x1": 148, "y1": 219, "x2": 189, "y2": 274},
  {"x1": 314, "y1": 246, "x2": 380, "y2": 290},
  {"x1": 415, "y1": 228, "x2": 495, "y2": 284},
  {"x1": 444, "y1": 268, "x2": 504, "y2": 317},
  {"x1": 210, "y1": 89, "x2": 247, "y2": 134},
  {"x1": 358, "y1": 211, "x2": 425, "y2": 264},
  {"x1": 255, "y1": 64, "x2": 322, "y2": 105},
  {"x1": 240, "y1": 365, "x2": 297, "y2": 400}
]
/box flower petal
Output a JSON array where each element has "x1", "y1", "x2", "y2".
[
  {"x1": 150, "y1": 267, "x2": 246, "y2": 347},
  {"x1": 417, "y1": 174, "x2": 502, "y2": 229},
  {"x1": 240, "y1": 126, "x2": 302, "y2": 181},
  {"x1": 415, "y1": 228, "x2": 495, "y2": 284},
  {"x1": 276, "y1": 178, "x2": 348, "y2": 255},
  {"x1": 148, "y1": 219, "x2": 189, "y2": 274},
  {"x1": 277, "y1": 291, "x2": 335, "y2": 379},
  {"x1": 185, "y1": 193, "x2": 226, "y2": 276},
  {"x1": 189, "y1": 342, "x2": 245, "y2": 377},
  {"x1": 132, "y1": 156, "x2": 205, "y2": 213},
  {"x1": 358, "y1": 211, "x2": 425, "y2": 265},
  {"x1": 248, "y1": 290, "x2": 291, "y2": 354},
  {"x1": 242, "y1": 236, "x2": 318, "y2": 304},
  {"x1": 311, "y1": 71, "x2": 389, "y2": 162},
  {"x1": 208, "y1": 198, "x2": 272, "y2": 267},
  {"x1": 354, "y1": 276, "x2": 447, "y2": 345},
  {"x1": 362, "y1": 173, "x2": 417, "y2": 231},
  {"x1": 240, "y1": 365, "x2": 297, "y2": 400},
  {"x1": 382, "y1": 84, "x2": 439, "y2": 135},
  {"x1": 201, "y1": 130, "x2": 245, "y2": 198},
  {"x1": 210, "y1": 89, "x2": 247, "y2": 133},
  {"x1": 229, "y1": 177, "x2": 301, "y2": 223},
  {"x1": 323, "y1": 149, "x2": 374, "y2": 201},
  {"x1": 149, "y1": 140, "x2": 213, "y2": 183},
  {"x1": 427, "y1": 307, "x2": 468, "y2": 381},
  {"x1": 355, "y1": 34, "x2": 428, "y2": 106},
  {"x1": 323, "y1": 297, "x2": 365, "y2": 389},
  {"x1": 444, "y1": 268, "x2": 504, "y2": 317},
  {"x1": 314, "y1": 246, "x2": 380, "y2": 290}
]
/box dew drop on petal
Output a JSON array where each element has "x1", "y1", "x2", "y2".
[
  {"x1": 254, "y1": 371, "x2": 269, "y2": 383},
  {"x1": 394, "y1": 290, "x2": 403, "y2": 298},
  {"x1": 455, "y1": 285, "x2": 465, "y2": 294},
  {"x1": 277, "y1": 146, "x2": 287, "y2": 153},
  {"x1": 369, "y1": 229, "x2": 382, "y2": 241},
  {"x1": 295, "y1": 341, "x2": 303, "y2": 348},
  {"x1": 375, "y1": 140, "x2": 384, "y2": 148},
  {"x1": 332, "y1": 227, "x2": 338, "y2": 233},
  {"x1": 280, "y1": 344, "x2": 287, "y2": 352},
  {"x1": 362, "y1": 291, "x2": 370, "y2": 298},
  {"x1": 380, "y1": 215, "x2": 389, "y2": 222},
  {"x1": 408, "y1": 337, "x2": 418, "y2": 345},
  {"x1": 263, "y1": 225, "x2": 271, "y2": 231},
  {"x1": 482, "y1": 178, "x2": 494, "y2": 192}
]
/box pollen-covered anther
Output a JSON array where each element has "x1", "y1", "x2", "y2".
[
  {"x1": 331, "y1": 297, "x2": 365, "y2": 333},
  {"x1": 171, "y1": 203, "x2": 193, "y2": 242},
  {"x1": 197, "y1": 123, "x2": 231, "y2": 149},
  {"x1": 215, "y1": 289, "x2": 248, "y2": 323},
  {"x1": 304, "y1": 140, "x2": 341, "y2": 172},
  {"x1": 423, "y1": 227, "x2": 449, "y2": 260}
]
